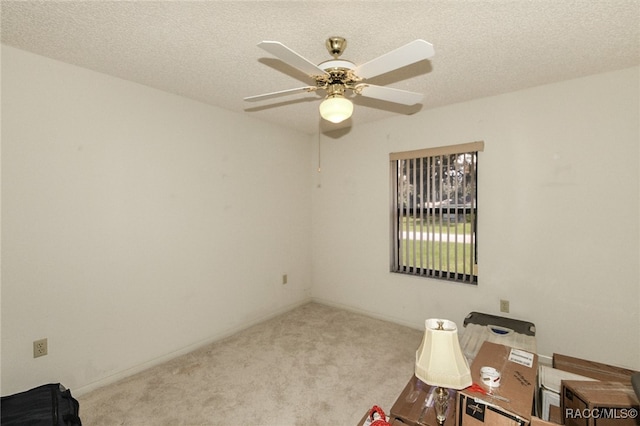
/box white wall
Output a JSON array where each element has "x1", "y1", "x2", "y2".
[
  {"x1": 311, "y1": 67, "x2": 640, "y2": 370},
  {"x1": 1, "y1": 46, "x2": 314, "y2": 395},
  {"x1": 2, "y1": 44, "x2": 638, "y2": 398}
]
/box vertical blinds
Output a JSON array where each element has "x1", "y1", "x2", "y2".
[{"x1": 390, "y1": 141, "x2": 483, "y2": 284}]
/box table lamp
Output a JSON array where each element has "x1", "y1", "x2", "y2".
[{"x1": 415, "y1": 319, "x2": 472, "y2": 425}]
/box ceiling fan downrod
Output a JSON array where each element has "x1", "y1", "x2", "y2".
[{"x1": 325, "y1": 36, "x2": 347, "y2": 58}]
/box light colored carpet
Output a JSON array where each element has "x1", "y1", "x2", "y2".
[{"x1": 77, "y1": 302, "x2": 423, "y2": 425}]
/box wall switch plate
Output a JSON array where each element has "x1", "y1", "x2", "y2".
[
  {"x1": 500, "y1": 299, "x2": 510, "y2": 313},
  {"x1": 33, "y1": 338, "x2": 48, "y2": 358}
]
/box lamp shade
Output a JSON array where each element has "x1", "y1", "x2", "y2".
[
  {"x1": 415, "y1": 319, "x2": 472, "y2": 390},
  {"x1": 319, "y1": 94, "x2": 353, "y2": 123}
]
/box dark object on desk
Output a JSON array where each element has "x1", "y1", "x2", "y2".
[
  {"x1": 460, "y1": 312, "x2": 537, "y2": 363},
  {"x1": 633, "y1": 372, "x2": 640, "y2": 400},
  {"x1": 1, "y1": 383, "x2": 82, "y2": 426},
  {"x1": 463, "y1": 312, "x2": 536, "y2": 336}
]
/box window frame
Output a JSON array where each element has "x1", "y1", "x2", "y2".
[{"x1": 390, "y1": 141, "x2": 484, "y2": 284}]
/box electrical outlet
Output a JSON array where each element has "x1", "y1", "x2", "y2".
[
  {"x1": 282, "y1": 274, "x2": 288, "y2": 285},
  {"x1": 33, "y1": 338, "x2": 48, "y2": 358},
  {"x1": 500, "y1": 299, "x2": 510, "y2": 313}
]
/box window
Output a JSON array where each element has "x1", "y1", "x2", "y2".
[{"x1": 390, "y1": 141, "x2": 483, "y2": 284}]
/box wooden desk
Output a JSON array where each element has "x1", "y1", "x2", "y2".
[{"x1": 388, "y1": 375, "x2": 456, "y2": 426}]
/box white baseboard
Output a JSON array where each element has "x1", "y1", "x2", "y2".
[
  {"x1": 75, "y1": 297, "x2": 552, "y2": 397},
  {"x1": 74, "y1": 298, "x2": 312, "y2": 396},
  {"x1": 310, "y1": 297, "x2": 554, "y2": 364},
  {"x1": 310, "y1": 296, "x2": 423, "y2": 331}
]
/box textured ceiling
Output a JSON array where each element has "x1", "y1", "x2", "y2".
[{"x1": 2, "y1": 1, "x2": 639, "y2": 135}]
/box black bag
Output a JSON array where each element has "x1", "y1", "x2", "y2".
[{"x1": 1, "y1": 383, "x2": 81, "y2": 425}]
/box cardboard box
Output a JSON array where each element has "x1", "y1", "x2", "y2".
[
  {"x1": 553, "y1": 354, "x2": 638, "y2": 384},
  {"x1": 548, "y1": 405, "x2": 562, "y2": 424},
  {"x1": 531, "y1": 416, "x2": 560, "y2": 425},
  {"x1": 561, "y1": 380, "x2": 640, "y2": 426},
  {"x1": 537, "y1": 365, "x2": 597, "y2": 421},
  {"x1": 390, "y1": 375, "x2": 457, "y2": 426},
  {"x1": 456, "y1": 341, "x2": 538, "y2": 425}
]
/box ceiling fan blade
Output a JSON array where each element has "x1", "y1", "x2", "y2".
[
  {"x1": 258, "y1": 41, "x2": 329, "y2": 77},
  {"x1": 357, "y1": 84, "x2": 424, "y2": 105},
  {"x1": 355, "y1": 39, "x2": 434, "y2": 79},
  {"x1": 244, "y1": 86, "x2": 317, "y2": 102}
]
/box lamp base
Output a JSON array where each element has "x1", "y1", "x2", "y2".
[{"x1": 435, "y1": 386, "x2": 449, "y2": 426}]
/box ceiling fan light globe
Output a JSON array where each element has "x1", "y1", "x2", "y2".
[{"x1": 319, "y1": 95, "x2": 353, "y2": 123}]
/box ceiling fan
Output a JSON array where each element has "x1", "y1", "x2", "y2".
[{"x1": 244, "y1": 37, "x2": 435, "y2": 124}]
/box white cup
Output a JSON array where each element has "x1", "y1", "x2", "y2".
[{"x1": 480, "y1": 366, "x2": 501, "y2": 388}]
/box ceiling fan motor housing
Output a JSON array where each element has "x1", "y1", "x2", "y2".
[{"x1": 315, "y1": 59, "x2": 362, "y2": 95}]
